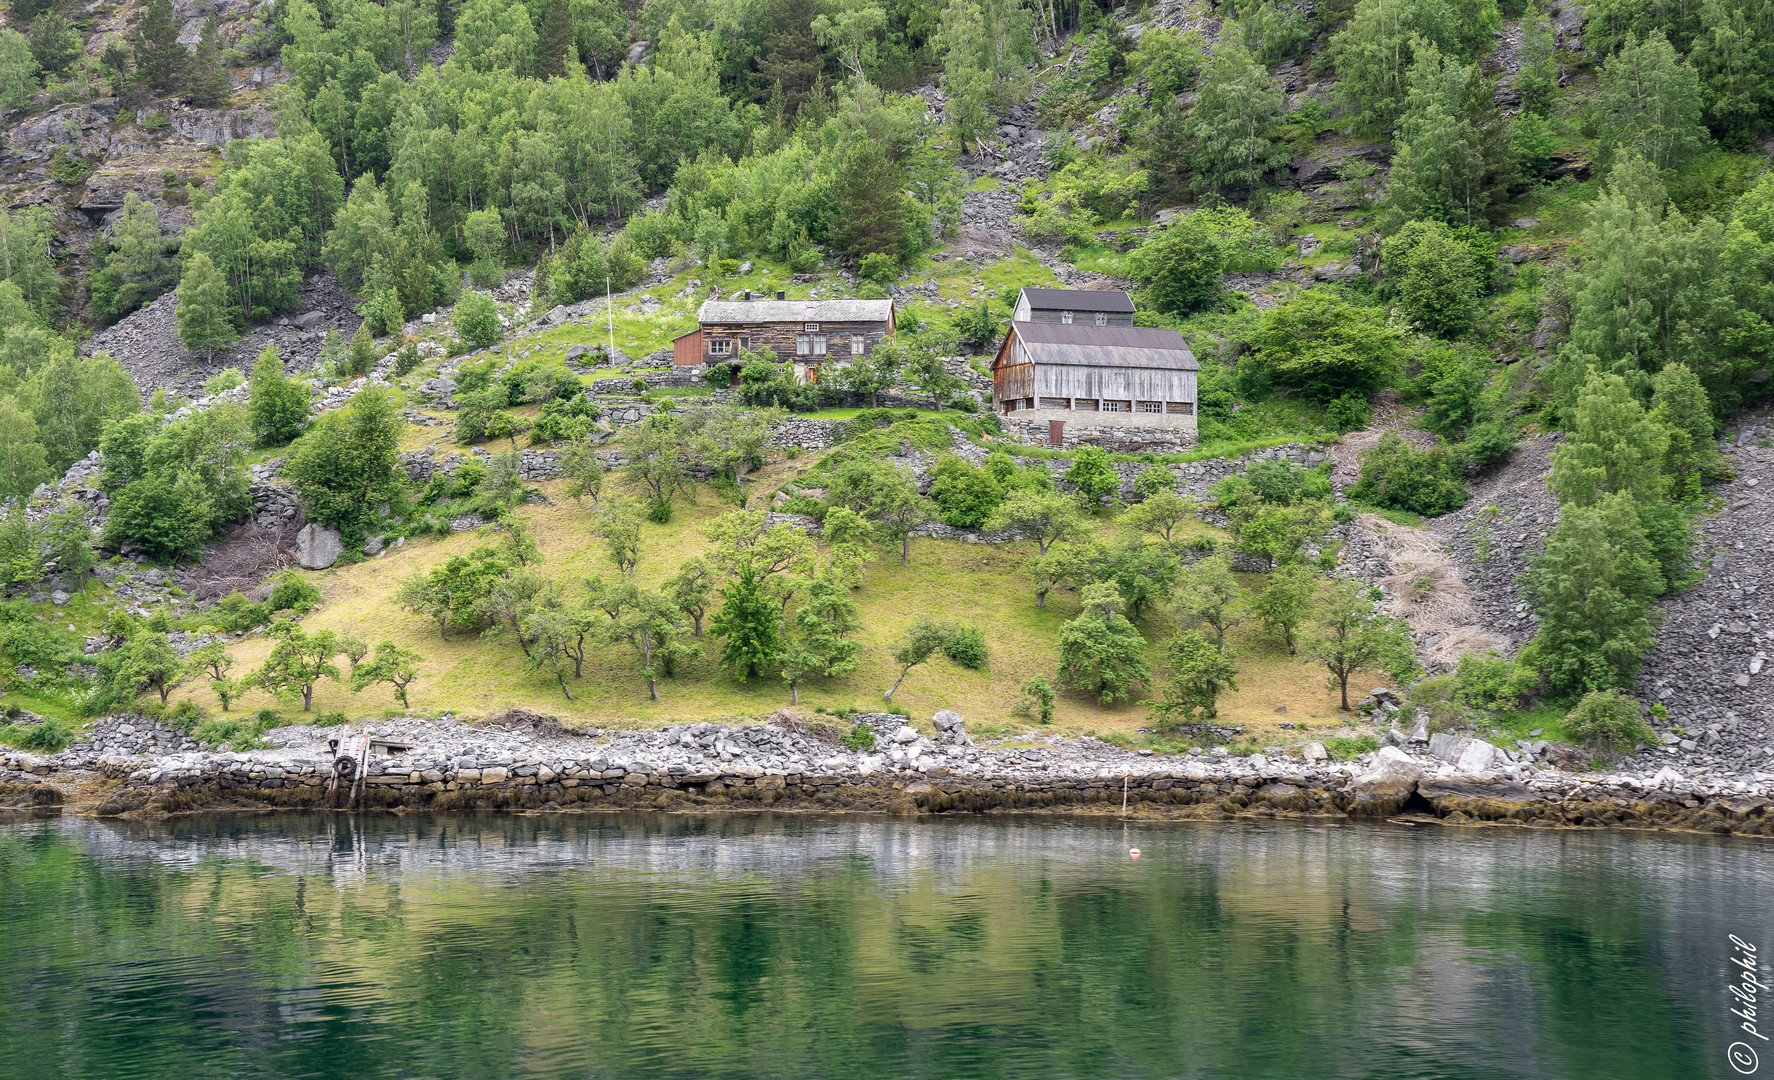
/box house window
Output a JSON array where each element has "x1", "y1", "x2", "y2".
[
  {"x1": 850, "y1": 336, "x2": 865, "y2": 355},
  {"x1": 1060, "y1": 311, "x2": 1074, "y2": 324},
  {"x1": 804, "y1": 323, "x2": 820, "y2": 332},
  {"x1": 1095, "y1": 312, "x2": 1108, "y2": 326},
  {"x1": 797, "y1": 335, "x2": 826, "y2": 355},
  {"x1": 1138, "y1": 401, "x2": 1164, "y2": 414},
  {"x1": 1100, "y1": 400, "x2": 1129, "y2": 413},
  {"x1": 708, "y1": 338, "x2": 732, "y2": 355}
]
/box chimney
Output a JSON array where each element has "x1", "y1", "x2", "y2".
[
  {"x1": 743, "y1": 290, "x2": 751, "y2": 301},
  {"x1": 776, "y1": 290, "x2": 786, "y2": 301}
]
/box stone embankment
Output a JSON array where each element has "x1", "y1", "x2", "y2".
[{"x1": 1, "y1": 711, "x2": 1768, "y2": 837}]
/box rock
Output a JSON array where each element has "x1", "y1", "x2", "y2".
[
  {"x1": 891, "y1": 725, "x2": 920, "y2": 744},
  {"x1": 363, "y1": 535, "x2": 384, "y2": 556},
  {"x1": 1347, "y1": 746, "x2": 1422, "y2": 815},
  {"x1": 932, "y1": 709, "x2": 964, "y2": 732},
  {"x1": 1428, "y1": 732, "x2": 1503, "y2": 772},
  {"x1": 50, "y1": 591, "x2": 70, "y2": 606},
  {"x1": 1302, "y1": 741, "x2": 1328, "y2": 762},
  {"x1": 291, "y1": 311, "x2": 326, "y2": 329},
  {"x1": 295, "y1": 523, "x2": 344, "y2": 570},
  {"x1": 1513, "y1": 218, "x2": 1539, "y2": 229}
]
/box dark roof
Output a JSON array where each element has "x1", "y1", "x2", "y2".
[
  {"x1": 997, "y1": 322, "x2": 1199, "y2": 371},
  {"x1": 1018, "y1": 287, "x2": 1135, "y2": 313}
]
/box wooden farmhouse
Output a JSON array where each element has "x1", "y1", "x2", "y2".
[
  {"x1": 673, "y1": 293, "x2": 897, "y2": 383},
  {"x1": 991, "y1": 322, "x2": 1200, "y2": 450},
  {"x1": 1011, "y1": 287, "x2": 1135, "y2": 327}
]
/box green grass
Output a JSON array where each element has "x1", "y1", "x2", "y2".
[
  {"x1": 966, "y1": 175, "x2": 1001, "y2": 192},
  {"x1": 1062, "y1": 240, "x2": 1137, "y2": 277},
  {"x1": 1346, "y1": 500, "x2": 1426, "y2": 528},
  {"x1": 1484, "y1": 702, "x2": 1574, "y2": 748}
]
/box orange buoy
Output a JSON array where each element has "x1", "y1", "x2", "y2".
[{"x1": 1129, "y1": 848, "x2": 1142, "y2": 859}]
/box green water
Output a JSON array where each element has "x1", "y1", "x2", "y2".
[{"x1": 0, "y1": 812, "x2": 1763, "y2": 1080}]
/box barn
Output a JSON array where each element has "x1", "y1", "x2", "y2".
[{"x1": 990, "y1": 322, "x2": 1199, "y2": 449}]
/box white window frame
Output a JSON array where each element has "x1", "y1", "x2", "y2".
[
  {"x1": 812, "y1": 335, "x2": 827, "y2": 355},
  {"x1": 708, "y1": 338, "x2": 732, "y2": 355},
  {"x1": 1095, "y1": 312, "x2": 1108, "y2": 326},
  {"x1": 796, "y1": 335, "x2": 811, "y2": 355},
  {"x1": 850, "y1": 336, "x2": 865, "y2": 355},
  {"x1": 804, "y1": 322, "x2": 820, "y2": 332},
  {"x1": 1060, "y1": 311, "x2": 1074, "y2": 324}
]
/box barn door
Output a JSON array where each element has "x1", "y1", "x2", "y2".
[{"x1": 1048, "y1": 421, "x2": 1064, "y2": 447}]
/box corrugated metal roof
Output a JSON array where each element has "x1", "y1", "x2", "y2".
[
  {"x1": 1018, "y1": 287, "x2": 1135, "y2": 312},
  {"x1": 995, "y1": 322, "x2": 1200, "y2": 371},
  {"x1": 698, "y1": 299, "x2": 896, "y2": 324}
]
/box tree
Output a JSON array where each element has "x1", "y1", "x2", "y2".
[
  {"x1": 1515, "y1": 6, "x2": 1560, "y2": 115},
  {"x1": 248, "y1": 345, "x2": 310, "y2": 446},
  {"x1": 1122, "y1": 489, "x2": 1200, "y2": 544},
  {"x1": 1564, "y1": 688, "x2": 1656, "y2": 751},
  {"x1": 0, "y1": 31, "x2": 38, "y2": 111},
  {"x1": 558, "y1": 434, "x2": 605, "y2": 505},
  {"x1": 1056, "y1": 583, "x2": 1152, "y2": 704},
  {"x1": 350, "y1": 641, "x2": 424, "y2": 708},
  {"x1": 283, "y1": 388, "x2": 402, "y2": 540},
  {"x1": 781, "y1": 580, "x2": 862, "y2": 704},
  {"x1": 929, "y1": 455, "x2": 1005, "y2": 528},
  {"x1": 323, "y1": 178, "x2": 398, "y2": 292},
  {"x1": 1649, "y1": 362, "x2": 1718, "y2": 501},
  {"x1": 819, "y1": 505, "x2": 877, "y2": 588},
  {"x1": 1024, "y1": 540, "x2": 1095, "y2": 609},
  {"x1": 1349, "y1": 433, "x2": 1469, "y2": 516},
  {"x1": 883, "y1": 615, "x2": 971, "y2": 701},
  {"x1": 176, "y1": 252, "x2": 238, "y2": 361},
  {"x1": 1520, "y1": 492, "x2": 1664, "y2": 694},
  {"x1": 455, "y1": 291, "x2": 502, "y2": 349},
  {"x1": 0, "y1": 396, "x2": 50, "y2": 498},
  {"x1": 1305, "y1": 579, "x2": 1416, "y2": 710},
  {"x1": 1380, "y1": 219, "x2": 1483, "y2": 336},
  {"x1": 187, "y1": 17, "x2": 233, "y2": 108},
  {"x1": 831, "y1": 140, "x2": 922, "y2": 264},
  {"x1": 28, "y1": 11, "x2": 78, "y2": 78},
  {"x1": 1226, "y1": 501, "x2": 1326, "y2": 570},
  {"x1": 473, "y1": 568, "x2": 554, "y2": 658},
  {"x1": 983, "y1": 487, "x2": 1088, "y2": 553},
  {"x1": 395, "y1": 548, "x2": 508, "y2": 638},
  {"x1": 831, "y1": 344, "x2": 905, "y2": 408},
  {"x1": 1244, "y1": 290, "x2": 1407, "y2": 401},
  {"x1": 130, "y1": 0, "x2": 188, "y2": 96},
  {"x1": 1128, "y1": 211, "x2": 1228, "y2": 316},
  {"x1": 23, "y1": 351, "x2": 137, "y2": 475},
  {"x1": 255, "y1": 621, "x2": 341, "y2": 711},
  {"x1": 1176, "y1": 40, "x2": 1289, "y2": 195},
  {"x1": 1251, "y1": 562, "x2": 1316, "y2": 655},
  {"x1": 620, "y1": 414, "x2": 687, "y2": 519},
  {"x1": 1378, "y1": 48, "x2": 1491, "y2": 231},
  {"x1": 665, "y1": 557, "x2": 716, "y2": 636},
  {"x1": 1145, "y1": 629, "x2": 1239, "y2": 724},
  {"x1": 1691, "y1": 0, "x2": 1774, "y2": 141},
  {"x1": 1328, "y1": 0, "x2": 1497, "y2": 132},
  {"x1": 1547, "y1": 369, "x2": 1671, "y2": 508},
  {"x1": 711, "y1": 564, "x2": 782, "y2": 681},
  {"x1": 1063, "y1": 445, "x2": 1121, "y2": 507},
  {"x1": 92, "y1": 194, "x2": 176, "y2": 323},
  {"x1": 1173, "y1": 552, "x2": 1245, "y2": 650},
  {"x1": 594, "y1": 497, "x2": 644, "y2": 577},
  {"x1": 109, "y1": 631, "x2": 187, "y2": 705},
  {"x1": 827, "y1": 458, "x2": 929, "y2": 566},
  {"x1": 1597, "y1": 32, "x2": 1708, "y2": 172},
  {"x1": 519, "y1": 607, "x2": 589, "y2": 699},
  {"x1": 681, "y1": 404, "x2": 774, "y2": 493}
]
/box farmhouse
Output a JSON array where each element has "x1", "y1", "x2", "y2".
[
  {"x1": 673, "y1": 293, "x2": 897, "y2": 383},
  {"x1": 991, "y1": 321, "x2": 1199, "y2": 450},
  {"x1": 1011, "y1": 287, "x2": 1135, "y2": 326}
]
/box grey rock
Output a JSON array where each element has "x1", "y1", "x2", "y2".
[{"x1": 295, "y1": 523, "x2": 344, "y2": 570}]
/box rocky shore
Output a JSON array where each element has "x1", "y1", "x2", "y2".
[{"x1": 2, "y1": 711, "x2": 1769, "y2": 838}]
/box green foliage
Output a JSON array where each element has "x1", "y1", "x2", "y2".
[
  {"x1": 1145, "y1": 629, "x2": 1238, "y2": 724},
  {"x1": 1381, "y1": 220, "x2": 1484, "y2": 336},
  {"x1": 1348, "y1": 433, "x2": 1469, "y2": 516},
  {"x1": 1250, "y1": 562, "x2": 1316, "y2": 655},
  {"x1": 0, "y1": 30, "x2": 39, "y2": 111},
  {"x1": 253, "y1": 620, "x2": 341, "y2": 710},
  {"x1": 1056, "y1": 582, "x2": 1151, "y2": 704},
  {"x1": 1019, "y1": 675, "x2": 1056, "y2": 724},
  {"x1": 1128, "y1": 208, "x2": 1262, "y2": 315},
  {"x1": 1563, "y1": 689, "x2": 1655, "y2": 750},
  {"x1": 209, "y1": 593, "x2": 272, "y2": 633},
  {"x1": 883, "y1": 614, "x2": 980, "y2": 700},
  {"x1": 284, "y1": 388, "x2": 403, "y2": 539},
  {"x1": 840, "y1": 722, "x2": 877, "y2": 751},
  {"x1": 248, "y1": 346, "x2": 310, "y2": 446},
  {"x1": 175, "y1": 252, "x2": 239, "y2": 360},
  {"x1": 100, "y1": 404, "x2": 251, "y2": 562},
  {"x1": 455, "y1": 292, "x2": 503, "y2": 349},
  {"x1": 929, "y1": 455, "x2": 1005, "y2": 528},
  {"x1": 710, "y1": 565, "x2": 781, "y2": 681},
  {"x1": 1173, "y1": 40, "x2": 1289, "y2": 195},
  {"x1": 1242, "y1": 290, "x2": 1406, "y2": 401},
  {"x1": 1597, "y1": 32, "x2": 1708, "y2": 173},
  {"x1": 1063, "y1": 445, "x2": 1120, "y2": 506},
  {"x1": 0, "y1": 715, "x2": 73, "y2": 754},
  {"x1": 1454, "y1": 652, "x2": 1530, "y2": 711},
  {"x1": 1305, "y1": 578, "x2": 1417, "y2": 709}
]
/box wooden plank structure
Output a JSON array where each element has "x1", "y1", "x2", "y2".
[
  {"x1": 991, "y1": 323, "x2": 1199, "y2": 414},
  {"x1": 673, "y1": 294, "x2": 896, "y2": 382},
  {"x1": 1011, "y1": 287, "x2": 1135, "y2": 327}
]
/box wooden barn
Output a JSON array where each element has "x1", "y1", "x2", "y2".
[
  {"x1": 672, "y1": 294, "x2": 896, "y2": 382},
  {"x1": 991, "y1": 322, "x2": 1199, "y2": 448},
  {"x1": 1011, "y1": 287, "x2": 1135, "y2": 327}
]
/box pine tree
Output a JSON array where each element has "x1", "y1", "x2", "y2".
[
  {"x1": 130, "y1": 0, "x2": 188, "y2": 96},
  {"x1": 1177, "y1": 40, "x2": 1289, "y2": 195},
  {"x1": 710, "y1": 565, "x2": 782, "y2": 681},
  {"x1": 186, "y1": 17, "x2": 233, "y2": 108},
  {"x1": 535, "y1": 0, "x2": 573, "y2": 79},
  {"x1": 175, "y1": 251, "x2": 238, "y2": 361},
  {"x1": 28, "y1": 10, "x2": 82, "y2": 76}
]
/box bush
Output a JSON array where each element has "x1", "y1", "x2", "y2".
[
  {"x1": 530, "y1": 396, "x2": 602, "y2": 444},
  {"x1": 929, "y1": 456, "x2": 1006, "y2": 528},
  {"x1": 202, "y1": 367, "x2": 245, "y2": 395},
  {"x1": 0, "y1": 716, "x2": 73, "y2": 753},
  {"x1": 209, "y1": 592, "x2": 271, "y2": 632},
  {"x1": 1348, "y1": 433, "x2": 1468, "y2": 516},
  {"x1": 942, "y1": 624, "x2": 988, "y2": 670},
  {"x1": 840, "y1": 723, "x2": 876, "y2": 751},
  {"x1": 1564, "y1": 689, "x2": 1655, "y2": 750},
  {"x1": 1454, "y1": 653, "x2": 1529, "y2": 711},
  {"x1": 313, "y1": 711, "x2": 348, "y2": 727},
  {"x1": 266, "y1": 575, "x2": 321, "y2": 614},
  {"x1": 1064, "y1": 445, "x2": 1121, "y2": 505},
  {"x1": 455, "y1": 292, "x2": 502, "y2": 349},
  {"x1": 1326, "y1": 392, "x2": 1371, "y2": 433}
]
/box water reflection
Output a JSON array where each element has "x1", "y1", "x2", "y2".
[{"x1": 0, "y1": 813, "x2": 1760, "y2": 1080}]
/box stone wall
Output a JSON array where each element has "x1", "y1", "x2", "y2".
[{"x1": 1000, "y1": 411, "x2": 1198, "y2": 453}]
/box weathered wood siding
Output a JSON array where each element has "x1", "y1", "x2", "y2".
[
  {"x1": 994, "y1": 361, "x2": 1035, "y2": 402},
  {"x1": 1019, "y1": 308, "x2": 1135, "y2": 327},
  {"x1": 1034, "y1": 365, "x2": 1197, "y2": 404},
  {"x1": 697, "y1": 320, "x2": 893, "y2": 364}
]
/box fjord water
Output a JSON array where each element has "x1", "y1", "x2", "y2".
[{"x1": 0, "y1": 814, "x2": 1761, "y2": 1080}]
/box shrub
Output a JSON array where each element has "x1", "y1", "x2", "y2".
[
  {"x1": 313, "y1": 710, "x2": 348, "y2": 727},
  {"x1": 942, "y1": 624, "x2": 988, "y2": 670},
  {"x1": 1348, "y1": 433, "x2": 1468, "y2": 516},
  {"x1": 455, "y1": 292, "x2": 502, "y2": 349},
  {"x1": 929, "y1": 456, "x2": 1006, "y2": 528},
  {"x1": 1454, "y1": 653, "x2": 1528, "y2": 711},
  {"x1": 1064, "y1": 445, "x2": 1121, "y2": 505},
  {"x1": 202, "y1": 367, "x2": 245, "y2": 395},
  {"x1": 1564, "y1": 689, "x2": 1655, "y2": 750},
  {"x1": 267, "y1": 574, "x2": 321, "y2": 614},
  {"x1": 840, "y1": 722, "x2": 876, "y2": 751},
  {"x1": 0, "y1": 716, "x2": 73, "y2": 753},
  {"x1": 209, "y1": 592, "x2": 271, "y2": 632},
  {"x1": 1325, "y1": 392, "x2": 1371, "y2": 433}
]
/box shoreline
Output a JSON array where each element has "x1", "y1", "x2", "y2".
[{"x1": 2, "y1": 711, "x2": 1768, "y2": 838}]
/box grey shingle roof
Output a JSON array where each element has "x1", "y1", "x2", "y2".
[
  {"x1": 1018, "y1": 287, "x2": 1135, "y2": 313},
  {"x1": 698, "y1": 299, "x2": 896, "y2": 324},
  {"x1": 1000, "y1": 322, "x2": 1200, "y2": 371}
]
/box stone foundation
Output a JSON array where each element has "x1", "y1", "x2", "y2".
[{"x1": 1000, "y1": 410, "x2": 1198, "y2": 453}]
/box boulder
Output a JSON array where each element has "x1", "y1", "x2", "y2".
[
  {"x1": 295, "y1": 523, "x2": 344, "y2": 569},
  {"x1": 1301, "y1": 741, "x2": 1328, "y2": 762},
  {"x1": 1428, "y1": 732, "x2": 1503, "y2": 773},
  {"x1": 1346, "y1": 746, "x2": 1421, "y2": 816},
  {"x1": 931, "y1": 709, "x2": 972, "y2": 746},
  {"x1": 891, "y1": 725, "x2": 920, "y2": 744}
]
